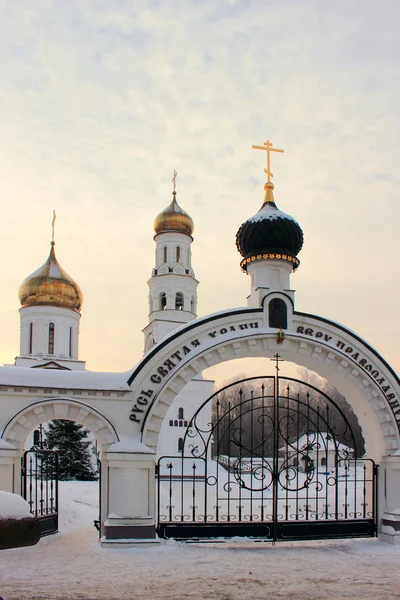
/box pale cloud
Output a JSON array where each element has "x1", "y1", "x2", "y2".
[{"x1": 0, "y1": 0, "x2": 399, "y2": 376}]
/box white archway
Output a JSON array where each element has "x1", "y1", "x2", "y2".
[
  {"x1": 2, "y1": 397, "x2": 119, "y2": 454},
  {"x1": 126, "y1": 307, "x2": 399, "y2": 462}
]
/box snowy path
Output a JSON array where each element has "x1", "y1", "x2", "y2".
[{"x1": 1, "y1": 483, "x2": 400, "y2": 600}]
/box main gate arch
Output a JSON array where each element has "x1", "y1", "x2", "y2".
[
  {"x1": 127, "y1": 307, "x2": 399, "y2": 459},
  {"x1": 156, "y1": 373, "x2": 377, "y2": 541}
]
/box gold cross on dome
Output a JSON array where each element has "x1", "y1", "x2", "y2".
[
  {"x1": 172, "y1": 169, "x2": 178, "y2": 192},
  {"x1": 51, "y1": 209, "x2": 56, "y2": 243},
  {"x1": 252, "y1": 139, "x2": 284, "y2": 182}
]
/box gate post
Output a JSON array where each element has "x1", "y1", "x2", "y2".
[
  {"x1": 378, "y1": 454, "x2": 400, "y2": 545},
  {"x1": 101, "y1": 441, "x2": 158, "y2": 547},
  {"x1": 0, "y1": 440, "x2": 20, "y2": 494}
]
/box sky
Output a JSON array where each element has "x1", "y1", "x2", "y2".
[{"x1": 0, "y1": 0, "x2": 399, "y2": 384}]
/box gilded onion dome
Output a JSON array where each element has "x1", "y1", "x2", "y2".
[
  {"x1": 236, "y1": 181, "x2": 304, "y2": 272},
  {"x1": 154, "y1": 191, "x2": 194, "y2": 236},
  {"x1": 18, "y1": 242, "x2": 83, "y2": 312}
]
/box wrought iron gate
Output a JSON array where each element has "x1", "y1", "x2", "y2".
[
  {"x1": 156, "y1": 369, "x2": 377, "y2": 541},
  {"x1": 22, "y1": 448, "x2": 58, "y2": 536}
]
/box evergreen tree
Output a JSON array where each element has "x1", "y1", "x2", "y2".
[{"x1": 45, "y1": 420, "x2": 98, "y2": 481}]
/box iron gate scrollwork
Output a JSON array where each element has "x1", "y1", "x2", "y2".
[
  {"x1": 156, "y1": 371, "x2": 377, "y2": 541},
  {"x1": 22, "y1": 447, "x2": 58, "y2": 536}
]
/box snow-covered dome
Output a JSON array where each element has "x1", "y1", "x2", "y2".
[
  {"x1": 19, "y1": 242, "x2": 83, "y2": 312},
  {"x1": 154, "y1": 192, "x2": 194, "y2": 236},
  {"x1": 236, "y1": 182, "x2": 303, "y2": 272}
]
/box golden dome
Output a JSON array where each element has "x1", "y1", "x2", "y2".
[
  {"x1": 154, "y1": 192, "x2": 194, "y2": 236},
  {"x1": 18, "y1": 242, "x2": 83, "y2": 312}
]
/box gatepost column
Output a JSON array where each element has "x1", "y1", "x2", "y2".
[
  {"x1": 0, "y1": 440, "x2": 20, "y2": 494},
  {"x1": 101, "y1": 440, "x2": 158, "y2": 546},
  {"x1": 378, "y1": 453, "x2": 400, "y2": 544}
]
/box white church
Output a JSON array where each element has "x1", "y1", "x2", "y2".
[{"x1": 0, "y1": 140, "x2": 399, "y2": 546}]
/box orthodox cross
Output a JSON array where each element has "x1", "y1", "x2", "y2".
[
  {"x1": 252, "y1": 139, "x2": 284, "y2": 182},
  {"x1": 271, "y1": 353, "x2": 284, "y2": 374},
  {"x1": 172, "y1": 169, "x2": 178, "y2": 193},
  {"x1": 51, "y1": 210, "x2": 56, "y2": 244}
]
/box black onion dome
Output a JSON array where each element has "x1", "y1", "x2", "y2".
[{"x1": 236, "y1": 182, "x2": 303, "y2": 272}]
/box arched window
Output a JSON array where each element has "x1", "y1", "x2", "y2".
[
  {"x1": 48, "y1": 322, "x2": 55, "y2": 354},
  {"x1": 178, "y1": 438, "x2": 183, "y2": 453},
  {"x1": 160, "y1": 292, "x2": 167, "y2": 310},
  {"x1": 184, "y1": 420, "x2": 188, "y2": 427},
  {"x1": 269, "y1": 298, "x2": 287, "y2": 329},
  {"x1": 321, "y1": 456, "x2": 327, "y2": 466},
  {"x1": 175, "y1": 292, "x2": 184, "y2": 310},
  {"x1": 29, "y1": 323, "x2": 33, "y2": 354},
  {"x1": 178, "y1": 407, "x2": 184, "y2": 420},
  {"x1": 169, "y1": 420, "x2": 173, "y2": 426},
  {"x1": 69, "y1": 327, "x2": 73, "y2": 357},
  {"x1": 179, "y1": 420, "x2": 183, "y2": 427},
  {"x1": 174, "y1": 420, "x2": 178, "y2": 426},
  {"x1": 176, "y1": 246, "x2": 181, "y2": 262},
  {"x1": 163, "y1": 247, "x2": 167, "y2": 263}
]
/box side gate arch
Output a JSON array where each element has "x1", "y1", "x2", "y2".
[{"x1": 1, "y1": 398, "x2": 119, "y2": 536}]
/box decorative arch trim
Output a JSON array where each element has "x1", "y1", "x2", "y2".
[{"x1": 2, "y1": 398, "x2": 119, "y2": 451}]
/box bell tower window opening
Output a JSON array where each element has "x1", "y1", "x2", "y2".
[
  {"x1": 160, "y1": 292, "x2": 167, "y2": 310},
  {"x1": 176, "y1": 246, "x2": 181, "y2": 263},
  {"x1": 178, "y1": 438, "x2": 183, "y2": 453},
  {"x1": 48, "y1": 322, "x2": 55, "y2": 355},
  {"x1": 29, "y1": 322, "x2": 33, "y2": 354},
  {"x1": 69, "y1": 327, "x2": 73, "y2": 358},
  {"x1": 163, "y1": 247, "x2": 167, "y2": 263},
  {"x1": 175, "y1": 292, "x2": 184, "y2": 311},
  {"x1": 269, "y1": 298, "x2": 287, "y2": 329}
]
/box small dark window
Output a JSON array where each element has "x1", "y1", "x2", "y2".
[
  {"x1": 69, "y1": 327, "x2": 73, "y2": 357},
  {"x1": 269, "y1": 298, "x2": 287, "y2": 329},
  {"x1": 175, "y1": 292, "x2": 184, "y2": 310},
  {"x1": 179, "y1": 420, "x2": 183, "y2": 427},
  {"x1": 160, "y1": 293, "x2": 167, "y2": 310},
  {"x1": 184, "y1": 420, "x2": 188, "y2": 427},
  {"x1": 163, "y1": 247, "x2": 167, "y2": 263},
  {"x1": 174, "y1": 420, "x2": 178, "y2": 426},
  {"x1": 29, "y1": 323, "x2": 33, "y2": 354},
  {"x1": 178, "y1": 407, "x2": 184, "y2": 420},
  {"x1": 178, "y1": 438, "x2": 183, "y2": 452},
  {"x1": 176, "y1": 246, "x2": 181, "y2": 262},
  {"x1": 48, "y1": 323, "x2": 55, "y2": 354},
  {"x1": 321, "y1": 456, "x2": 327, "y2": 466},
  {"x1": 169, "y1": 420, "x2": 173, "y2": 426}
]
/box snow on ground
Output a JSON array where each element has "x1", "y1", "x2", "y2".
[
  {"x1": 1, "y1": 481, "x2": 400, "y2": 600},
  {"x1": 0, "y1": 492, "x2": 33, "y2": 519}
]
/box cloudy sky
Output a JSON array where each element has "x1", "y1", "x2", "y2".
[{"x1": 0, "y1": 0, "x2": 399, "y2": 382}]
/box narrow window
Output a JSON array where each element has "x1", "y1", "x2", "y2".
[
  {"x1": 178, "y1": 407, "x2": 184, "y2": 420},
  {"x1": 179, "y1": 420, "x2": 183, "y2": 427},
  {"x1": 321, "y1": 457, "x2": 327, "y2": 466},
  {"x1": 29, "y1": 323, "x2": 33, "y2": 354},
  {"x1": 178, "y1": 438, "x2": 183, "y2": 453},
  {"x1": 163, "y1": 247, "x2": 167, "y2": 263},
  {"x1": 48, "y1": 322, "x2": 55, "y2": 354},
  {"x1": 176, "y1": 246, "x2": 181, "y2": 262},
  {"x1": 169, "y1": 420, "x2": 173, "y2": 426},
  {"x1": 69, "y1": 327, "x2": 73, "y2": 357},
  {"x1": 174, "y1": 420, "x2": 178, "y2": 426},
  {"x1": 160, "y1": 292, "x2": 167, "y2": 310},
  {"x1": 269, "y1": 298, "x2": 287, "y2": 329},
  {"x1": 175, "y1": 292, "x2": 184, "y2": 310},
  {"x1": 184, "y1": 420, "x2": 188, "y2": 427}
]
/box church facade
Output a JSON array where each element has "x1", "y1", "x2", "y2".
[{"x1": 0, "y1": 141, "x2": 399, "y2": 545}]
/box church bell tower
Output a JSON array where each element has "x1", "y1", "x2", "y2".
[{"x1": 142, "y1": 172, "x2": 199, "y2": 353}]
